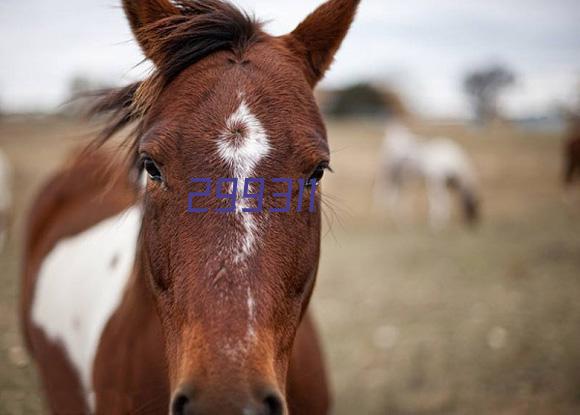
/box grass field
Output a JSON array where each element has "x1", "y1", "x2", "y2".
[{"x1": 1, "y1": 116, "x2": 579, "y2": 414}]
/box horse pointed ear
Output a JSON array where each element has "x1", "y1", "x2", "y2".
[
  {"x1": 122, "y1": 0, "x2": 181, "y2": 66},
  {"x1": 283, "y1": 0, "x2": 361, "y2": 87}
]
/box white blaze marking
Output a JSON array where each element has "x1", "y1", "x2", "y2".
[
  {"x1": 216, "y1": 100, "x2": 270, "y2": 264},
  {"x1": 246, "y1": 287, "x2": 257, "y2": 341},
  {"x1": 216, "y1": 99, "x2": 269, "y2": 358},
  {"x1": 223, "y1": 287, "x2": 258, "y2": 360},
  {"x1": 31, "y1": 206, "x2": 142, "y2": 411}
]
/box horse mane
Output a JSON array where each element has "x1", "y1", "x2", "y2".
[{"x1": 87, "y1": 0, "x2": 263, "y2": 169}]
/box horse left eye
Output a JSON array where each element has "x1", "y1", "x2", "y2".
[{"x1": 308, "y1": 162, "x2": 329, "y2": 185}]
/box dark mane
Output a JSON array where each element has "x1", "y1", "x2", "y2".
[
  {"x1": 145, "y1": 0, "x2": 261, "y2": 81},
  {"x1": 88, "y1": 0, "x2": 263, "y2": 167}
]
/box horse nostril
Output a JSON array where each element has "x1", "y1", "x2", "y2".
[
  {"x1": 171, "y1": 390, "x2": 192, "y2": 415},
  {"x1": 262, "y1": 392, "x2": 284, "y2": 415}
]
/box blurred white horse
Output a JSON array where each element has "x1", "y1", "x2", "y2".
[
  {"x1": 375, "y1": 121, "x2": 480, "y2": 229},
  {"x1": 0, "y1": 148, "x2": 12, "y2": 251}
]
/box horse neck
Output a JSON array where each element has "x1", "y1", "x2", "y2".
[
  {"x1": 104, "y1": 236, "x2": 162, "y2": 345},
  {"x1": 101, "y1": 200, "x2": 159, "y2": 334},
  {"x1": 127, "y1": 215, "x2": 158, "y2": 322}
]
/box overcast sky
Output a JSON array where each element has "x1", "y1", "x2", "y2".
[{"x1": 0, "y1": 0, "x2": 579, "y2": 117}]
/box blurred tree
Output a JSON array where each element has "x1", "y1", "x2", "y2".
[
  {"x1": 68, "y1": 75, "x2": 97, "y2": 98},
  {"x1": 327, "y1": 83, "x2": 387, "y2": 117},
  {"x1": 463, "y1": 65, "x2": 516, "y2": 124},
  {"x1": 326, "y1": 82, "x2": 406, "y2": 118},
  {"x1": 575, "y1": 80, "x2": 580, "y2": 115},
  {"x1": 381, "y1": 87, "x2": 408, "y2": 119}
]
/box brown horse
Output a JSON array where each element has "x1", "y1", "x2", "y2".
[
  {"x1": 564, "y1": 117, "x2": 580, "y2": 186},
  {"x1": 20, "y1": 1, "x2": 360, "y2": 414}
]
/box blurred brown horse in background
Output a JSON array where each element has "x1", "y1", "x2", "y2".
[
  {"x1": 21, "y1": 0, "x2": 360, "y2": 414},
  {"x1": 564, "y1": 116, "x2": 580, "y2": 186}
]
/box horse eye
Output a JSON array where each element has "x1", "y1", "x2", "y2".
[
  {"x1": 143, "y1": 157, "x2": 163, "y2": 183},
  {"x1": 307, "y1": 162, "x2": 330, "y2": 186}
]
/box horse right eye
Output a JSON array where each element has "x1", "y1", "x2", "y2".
[{"x1": 143, "y1": 157, "x2": 163, "y2": 183}]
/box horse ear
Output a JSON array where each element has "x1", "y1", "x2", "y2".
[
  {"x1": 122, "y1": 0, "x2": 181, "y2": 66},
  {"x1": 283, "y1": 0, "x2": 360, "y2": 87}
]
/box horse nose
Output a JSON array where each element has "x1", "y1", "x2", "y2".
[
  {"x1": 171, "y1": 384, "x2": 195, "y2": 415},
  {"x1": 170, "y1": 385, "x2": 284, "y2": 415},
  {"x1": 259, "y1": 389, "x2": 284, "y2": 415},
  {"x1": 171, "y1": 391, "x2": 191, "y2": 415}
]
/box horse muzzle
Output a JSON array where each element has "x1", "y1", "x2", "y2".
[{"x1": 170, "y1": 382, "x2": 285, "y2": 415}]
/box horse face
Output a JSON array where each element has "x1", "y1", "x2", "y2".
[
  {"x1": 122, "y1": 1, "x2": 360, "y2": 413},
  {"x1": 139, "y1": 53, "x2": 326, "y2": 413}
]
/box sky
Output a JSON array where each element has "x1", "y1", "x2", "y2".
[{"x1": 0, "y1": 0, "x2": 579, "y2": 117}]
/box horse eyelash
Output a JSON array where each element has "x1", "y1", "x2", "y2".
[{"x1": 318, "y1": 162, "x2": 333, "y2": 174}]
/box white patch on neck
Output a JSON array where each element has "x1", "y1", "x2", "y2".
[
  {"x1": 216, "y1": 100, "x2": 270, "y2": 264},
  {"x1": 31, "y1": 206, "x2": 142, "y2": 411}
]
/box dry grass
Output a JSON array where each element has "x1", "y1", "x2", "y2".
[{"x1": 1, "y1": 116, "x2": 579, "y2": 414}]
